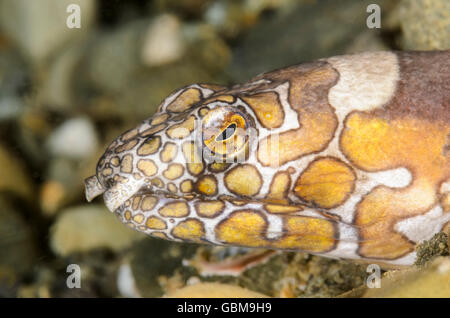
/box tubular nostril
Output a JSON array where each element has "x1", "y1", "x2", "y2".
[{"x1": 84, "y1": 175, "x2": 106, "y2": 202}]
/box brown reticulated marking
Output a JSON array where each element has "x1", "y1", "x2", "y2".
[
  {"x1": 182, "y1": 141, "x2": 204, "y2": 176},
  {"x1": 195, "y1": 200, "x2": 225, "y2": 218},
  {"x1": 218, "y1": 194, "x2": 234, "y2": 201},
  {"x1": 203, "y1": 94, "x2": 235, "y2": 104},
  {"x1": 137, "y1": 159, "x2": 158, "y2": 176},
  {"x1": 166, "y1": 115, "x2": 196, "y2": 139},
  {"x1": 341, "y1": 110, "x2": 450, "y2": 260},
  {"x1": 146, "y1": 216, "x2": 167, "y2": 230},
  {"x1": 170, "y1": 113, "x2": 188, "y2": 122},
  {"x1": 151, "y1": 113, "x2": 169, "y2": 126},
  {"x1": 120, "y1": 154, "x2": 133, "y2": 173},
  {"x1": 195, "y1": 175, "x2": 218, "y2": 196},
  {"x1": 141, "y1": 195, "x2": 158, "y2": 211},
  {"x1": 256, "y1": 62, "x2": 339, "y2": 167},
  {"x1": 122, "y1": 128, "x2": 138, "y2": 141},
  {"x1": 241, "y1": 91, "x2": 284, "y2": 128},
  {"x1": 199, "y1": 83, "x2": 227, "y2": 92},
  {"x1": 124, "y1": 210, "x2": 132, "y2": 221},
  {"x1": 167, "y1": 87, "x2": 202, "y2": 113},
  {"x1": 137, "y1": 136, "x2": 161, "y2": 156},
  {"x1": 224, "y1": 164, "x2": 262, "y2": 197},
  {"x1": 266, "y1": 171, "x2": 291, "y2": 203},
  {"x1": 110, "y1": 156, "x2": 120, "y2": 167},
  {"x1": 294, "y1": 157, "x2": 356, "y2": 209},
  {"x1": 163, "y1": 163, "x2": 185, "y2": 180},
  {"x1": 160, "y1": 142, "x2": 178, "y2": 163},
  {"x1": 172, "y1": 218, "x2": 205, "y2": 242},
  {"x1": 208, "y1": 162, "x2": 231, "y2": 173},
  {"x1": 107, "y1": 140, "x2": 117, "y2": 151},
  {"x1": 115, "y1": 139, "x2": 138, "y2": 153},
  {"x1": 264, "y1": 204, "x2": 303, "y2": 214},
  {"x1": 167, "y1": 183, "x2": 177, "y2": 193},
  {"x1": 141, "y1": 123, "x2": 168, "y2": 137},
  {"x1": 180, "y1": 179, "x2": 193, "y2": 193},
  {"x1": 215, "y1": 210, "x2": 336, "y2": 253},
  {"x1": 159, "y1": 201, "x2": 190, "y2": 217},
  {"x1": 183, "y1": 194, "x2": 196, "y2": 200}
]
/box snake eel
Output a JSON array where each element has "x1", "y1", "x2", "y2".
[{"x1": 85, "y1": 51, "x2": 450, "y2": 266}]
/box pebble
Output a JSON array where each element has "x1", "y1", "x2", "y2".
[
  {"x1": 344, "y1": 30, "x2": 389, "y2": 54},
  {"x1": 203, "y1": 0, "x2": 259, "y2": 38},
  {"x1": 50, "y1": 204, "x2": 145, "y2": 256},
  {"x1": 40, "y1": 42, "x2": 86, "y2": 109},
  {"x1": 164, "y1": 282, "x2": 269, "y2": 298},
  {"x1": 152, "y1": 0, "x2": 210, "y2": 17},
  {"x1": 46, "y1": 117, "x2": 99, "y2": 160},
  {"x1": 363, "y1": 257, "x2": 450, "y2": 297},
  {"x1": 393, "y1": 0, "x2": 450, "y2": 50},
  {"x1": 229, "y1": 0, "x2": 393, "y2": 81},
  {"x1": 0, "y1": 96, "x2": 25, "y2": 121},
  {"x1": 125, "y1": 238, "x2": 199, "y2": 297},
  {"x1": 40, "y1": 158, "x2": 83, "y2": 216},
  {"x1": 86, "y1": 20, "x2": 146, "y2": 93},
  {"x1": 0, "y1": 144, "x2": 34, "y2": 201},
  {"x1": 141, "y1": 14, "x2": 185, "y2": 67},
  {"x1": 0, "y1": 194, "x2": 36, "y2": 295},
  {"x1": 0, "y1": 48, "x2": 30, "y2": 121},
  {"x1": 0, "y1": 0, "x2": 96, "y2": 63},
  {"x1": 117, "y1": 263, "x2": 141, "y2": 298}
]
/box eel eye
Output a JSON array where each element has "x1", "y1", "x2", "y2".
[
  {"x1": 201, "y1": 107, "x2": 251, "y2": 159},
  {"x1": 216, "y1": 123, "x2": 237, "y2": 141}
]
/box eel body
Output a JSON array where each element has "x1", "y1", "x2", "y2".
[{"x1": 85, "y1": 51, "x2": 450, "y2": 265}]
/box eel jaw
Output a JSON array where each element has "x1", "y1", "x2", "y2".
[
  {"x1": 84, "y1": 175, "x2": 151, "y2": 212},
  {"x1": 84, "y1": 175, "x2": 105, "y2": 202},
  {"x1": 102, "y1": 181, "x2": 145, "y2": 213}
]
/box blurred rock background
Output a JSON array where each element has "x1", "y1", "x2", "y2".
[{"x1": 0, "y1": 0, "x2": 448, "y2": 297}]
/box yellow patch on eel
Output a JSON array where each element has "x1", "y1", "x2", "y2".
[
  {"x1": 215, "y1": 210, "x2": 336, "y2": 253},
  {"x1": 294, "y1": 157, "x2": 356, "y2": 209}
]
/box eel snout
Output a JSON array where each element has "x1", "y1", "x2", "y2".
[{"x1": 84, "y1": 175, "x2": 105, "y2": 202}]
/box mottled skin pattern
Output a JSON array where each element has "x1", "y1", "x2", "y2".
[{"x1": 85, "y1": 51, "x2": 450, "y2": 266}]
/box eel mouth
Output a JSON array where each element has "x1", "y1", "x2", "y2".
[
  {"x1": 84, "y1": 175, "x2": 146, "y2": 212},
  {"x1": 85, "y1": 174, "x2": 208, "y2": 213},
  {"x1": 84, "y1": 174, "x2": 320, "y2": 215}
]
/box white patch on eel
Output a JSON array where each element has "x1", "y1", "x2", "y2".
[
  {"x1": 325, "y1": 51, "x2": 400, "y2": 116},
  {"x1": 395, "y1": 205, "x2": 450, "y2": 243}
]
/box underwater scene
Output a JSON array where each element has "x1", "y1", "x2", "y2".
[{"x1": 0, "y1": 0, "x2": 448, "y2": 298}]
